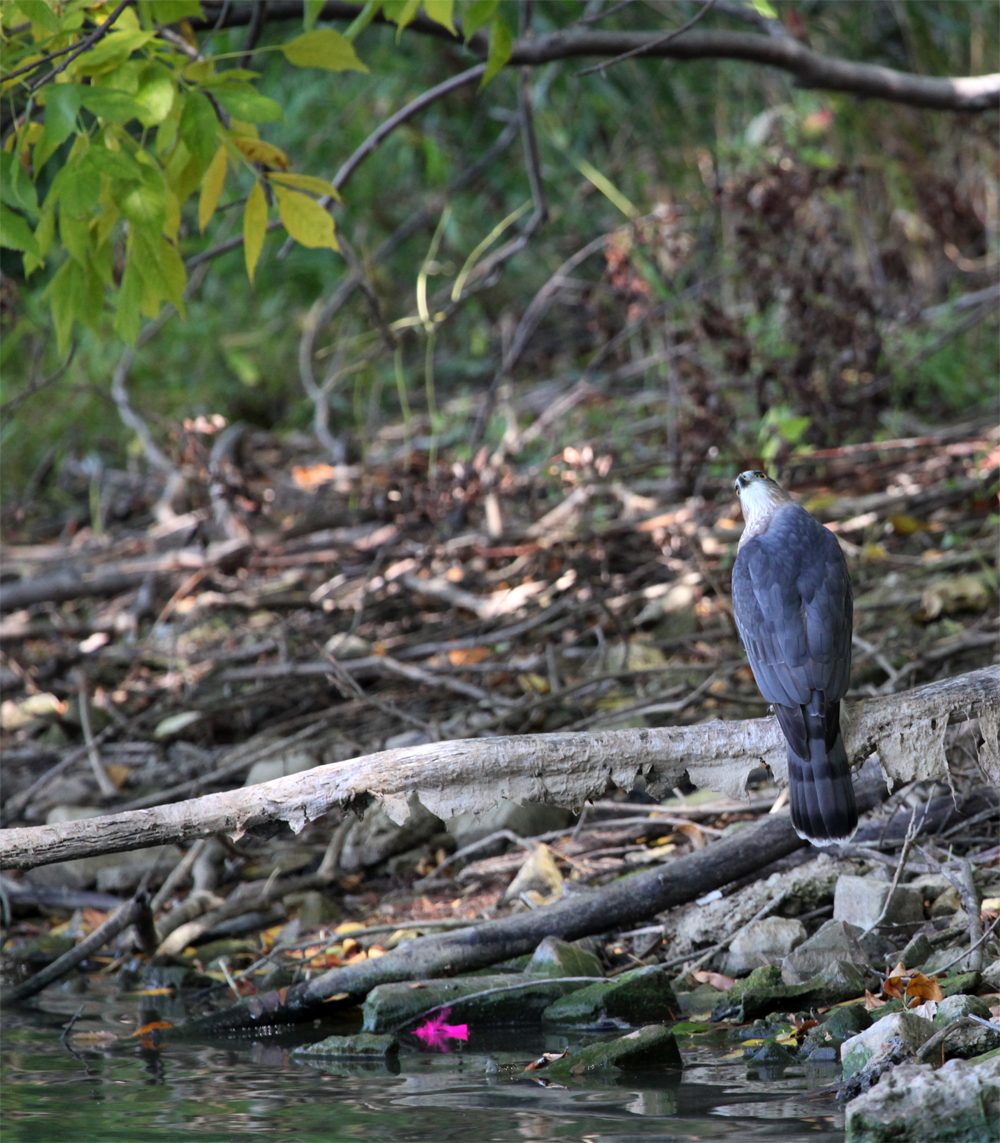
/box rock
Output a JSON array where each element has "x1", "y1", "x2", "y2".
[
  {"x1": 244, "y1": 751, "x2": 316, "y2": 786},
  {"x1": 674, "y1": 982, "x2": 724, "y2": 1018},
  {"x1": 339, "y1": 801, "x2": 444, "y2": 873},
  {"x1": 797, "y1": 961, "x2": 870, "y2": 1007},
  {"x1": 981, "y1": 959, "x2": 1000, "y2": 993},
  {"x1": 939, "y1": 971, "x2": 982, "y2": 998},
  {"x1": 446, "y1": 799, "x2": 575, "y2": 853},
  {"x1": 538, "y1": 1024, "x2": 683, "y2": 1079},
  {"x1": 929, "y1": 995, "x2": 1000, "y2": 1060},
  {"x1": 712, "y1": 965, "x2": 798, "y2": 1022},
  {"x1": 844, "y1": 1056, "x2": 1000, "y2": 1143},
  {"x1": 898, "y1": 932, "x2": 933, "y2": 970},
  {"x1": 323, "y1": 633, "x2": 373, "y2": 659},
  {"x1": 502, "y1": 844, "x2": 563, "y2": 903},
  {"x1": 25, "y1": 844, "x2": 183, "y2": 893},
  {"x1": 362, "y1": 974, "x2": 584, "y2": 1033},
  {"x1": 745, "y1": 1040, "x2": 797, "y2": 1069},
  {"x1": 801, "y1": 1003, "x2": 871, "y2": 1058},
  {"x1": 292, "y1": 1033, "x2": 399, "y2": 1060},
  {"x1": 722, "y1": 917, "x2": 807, "y2": 976},
  {"x1": 542, "y1": 964, "x2": 679, "y2": 1027},
  {"x1": 841, "y1": 1010, "x2": 937, "y2": 1082},
  {"x1": 907, "y1": 873, "x2": 956, "y2": 906},
  {"x1": 524, "y1": 936, "x2": 604, "y2": 979},
  {"x1": 782, "y1": 920, "x2": 869, "y2": 983},
  {"x1": 286, "y1": 890, "x2": 341, "y2": 931},
  {"x1": 834, "y1": 875, "x2": 923, "y2": 938},
  {"x1": 930, "y1": 886, "x2": 964, "y2": 918}
]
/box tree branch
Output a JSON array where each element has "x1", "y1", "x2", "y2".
[{"x1": 1, "y1": 667, "x2": 995, "y2": 872}]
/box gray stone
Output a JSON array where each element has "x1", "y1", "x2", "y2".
[
  {"x1": 339, "y1": 801, "x2": 444, "y2": 873},
  {"x1": 834, "y1": 875, "x2": 923, "y2": 938},
  {"x1": 446, "y1": 799, "x2": 575, "y2": 853},
  {"x1": 907, "y1": 873, "x2": 955, "y2": 905},
  {"x1": 745, "y1": 1040, "x2": 797, "y2": 1068},
  {"x1": 798, "y1": 961, "x2": 870, "y2": 1007},
  {"x1": 845, "y1": 1056, "x2": 1000, "y2": 1143},
  {"x1": 542, "y1": 964, "x2": 679, "y2": 1027},
  {"x1": 929, "y1": 996, "x2": 1000, "y2": 1060},
  {"x1": 897, "y1": 932, "x2": 933, "y2": 970},
  {"x1": 362, "y1": 974, "x2": 584, "y2": 1033},
  {"x1": 292, "y1": 1033, "x2": 399, "y2": 1059},
  {"x1": 524, "y1": 936, "x2": 604, "y2": 980},
  {"x1": 539, "y1": 1024, "x2": 683, "y2": 1078},
  {"x1": 981, "y1": 959, "x2": 1000, "y2": 993},
  {"x1": 722, "y1": 917, "x2": 807, "y2": 976},
  {"x1": 244, "y1": 751, "x2": 316, "y2": 786},
  {"x1": 782, "y1": 920, "x2": 869, "y2": 983},
  {"x1": 930, "y1": 886, "x2": 964, "y2": 918},
  {"x1": 935, "y1": 995, "x2": 993, "y2": 1025},
  {"x1": 841, "y1": 1010, "x2": 937, "y2": 1081}
]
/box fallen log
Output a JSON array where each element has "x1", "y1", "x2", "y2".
[
  {"x1": 2, "y1": 668, "x2": 995, "y2": 872},
  {"x1": 183, "y1": 779, "x2": 995, "y2": 1035}
]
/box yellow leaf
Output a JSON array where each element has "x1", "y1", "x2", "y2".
[
  {"x1": 422, "y1": 0, "x2": 456, "y2": 33},
  {"x1": 273, "y1": 185, "x2": 337, "y2": 250},
  {"x1": 199, "y1": 144, "x2": 227, "y2": 233},
  {"x1": 232, "y1": 136, "x2": 289, "y2": 170},
  {"x1": 243, "y1": 180, "x2": 267, "y2": 283},
  {"x1": 280, "y1": 28, "x2": 368, "y2": 72},
  {"x1": 268, "y1": 171, "x2": 339, "y2": 199},
  {"x1": 163, "y1": 187, "x2": 180, "y2": 241}
]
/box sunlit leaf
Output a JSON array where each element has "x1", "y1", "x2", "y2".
[
  {"x1": 46, "y1": 257, "x2": 84, "y2": 354},
  {"x1": 422, "y1": 0, "x2": 456, "y2": 34},
  {"x1": 134, "y1": 62, "x2": 176, "y2": 126},
  {"x1": 462, "y1": 0, "x2": 497, "y2": 40},
  {"x1": 198, "y1": 144, "x2": 227, "y2": 232},
  {"x1": 115, "y1": 254, "x2": 142, "y2": 344},
  {"x1": 482, "y1": 11, "x2": 512, "y2": 87},
  {"x1": 76, "y1": 85, "x2": 146, "y2": 123},
  {"x1": 382, "y1": 0, "x2": 420, "y2": 36},
  {"x1": 233, "y1": 137, "x2": 290, "y2": 169},
  {"x1": 280, "y1": 28, "x2": 368, "y2": 72},
  {"x1": 152, "y1": 710, "x2": 202, "y2": 737},
  {"x1": 273, "y1": 185, "x2": 337, "y2": 250},
  {"x1": 70, "y1": 30, "x2": 156, "y2": 77},
  {"x1": 268, "y1": 171, "x2": 339, "y2": 198},
  {"x1": 751, "y1": 0, "x2": 778, "y2": 17},
  {"x1": 303, "y1": 0, "x2": 325, "y2": 31},
  {"x1": 243, "y1": 180, "x2": 268, "y2": 284},
  {"x1": 142, "y1": 0, "x2": 204, "y2": 22}
]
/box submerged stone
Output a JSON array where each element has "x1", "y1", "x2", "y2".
[
  {"x1": 539, "y1": 1024, "x2": 683, "y2": 1079},
  {"x1": 541, "y1": 964, "x2": 679, "y2": 1027}
]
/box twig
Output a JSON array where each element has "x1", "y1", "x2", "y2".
[
  {"x1": 0, "y1": 342, "x2": 76, "y2": 418},
  {"x1": 2, "y1": 891, "x2": 152, "y2": 1005},
  {"x1": 860, "y1": 809, "x2": 918, "y2": 937},
  {"x1": 575, "y1": 0, "x2": 717, "y2": 77},
  {"x1": 917, "y1": 913, "x2": 1000, "y2": 979},
  {"x1": 149, "y1": 838, "x2": 211, "y2": 915},
  {"x1": 915, "y1": 1014, "x2": 1000, "y2": 1065},
  {"x1": 662, "y1": 889, "x2": 790, "y2": 973},
  {"x1": 20, "y1": 1, "x2": 129, "y2": 93}
]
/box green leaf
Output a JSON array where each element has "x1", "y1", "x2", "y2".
[
  {"x1": 344, "y1": 0, "x2": 380, "y2": 40},
  {"x1": 46, "y1": 258, "x2": 84, "y2": 354},
  {"x1": 145, "y1": 1, "x2": 204, "y2": 23},
  {"x1": 157, "y1": 237, "x2": 186, "y2": 313},
  {"x1": 268, "y1": 171, "x2": 340, "y2": 199},
  {"x1": 303, "y1": 0, "x2": 325, "y2": 31},
  {"x1": 274, "y1": 185, "x2": 337, "y2": 250},
  {"x1": 59, "y1": 204, "x2": 89, "y2": 263},
  {"x1": 70, "y1": 30, "x2": 156, "y2": 77},
  {"x1": 243, "y1": 180, "x2": 267, "y2": 284},
  {"x1": 0, "y1": 204, "x2": 40, "y2": 256},
  {"x1": 280, "y1": 28, "x2": 368, "y2": 72},
  {"x1": 751, "y1": 0, "x2": 779, "y2": 17},
  {"x1": 34, "y1": 84, "x2": 82, "y2": 174},
  {"x1": 212, "y1": 85, "x2": 283, "y2": 123},
  {"x1": 422, "y1": 0, "x2": 455, "y2": 34},
  {"x1": 482, "y1": 10, "x2": 512, "y2": 87},
  {"x1": 134, "y1": 63, "x2": 176, "y2": 126},
  {"x1": 462, "y1": 0, "x2": 497, "y2": 40},
  {"x1": 76, "y1": 85, "x2": 147, "y2": 123},
  {"x1": 198, "y1": 144, "x2": 227, "y2": 232},
  {"x1": 61, "y1": 155, "x2": 102, "y2": 216},
  {"x1": 119, "y1": 168, "x2": 167, "y2": 231},
  {"x1": 0, "y1": 152, "x2": 38, "y2": 215},
  {"x1": 179, "y1": 91, "x2": 219, "y2": 170},
  {"x1": 382, "y1": 0, "x2": 419, "y2": 38},
  {"x1": 115, "y1": 251, "x2": 142, "y2": 344},
  {"x1": 85, "y1": 146, "x2": 144, "y2": 183}
]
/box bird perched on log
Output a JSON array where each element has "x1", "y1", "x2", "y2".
[{"x1": 731, "y1": 470, "x2": 857, "y2": 845}]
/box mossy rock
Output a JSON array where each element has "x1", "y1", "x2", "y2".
[
  {"x1": 542, "y1": 964, "x2": 678, "y2": 1027},
  {"x1": 539, "y1": 1024, "x2": 683, "y2": 1079}
]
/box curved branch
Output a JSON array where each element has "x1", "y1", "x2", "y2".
[
  {"x1": 508, "y1": 30, "x2": 999, "y2": 112},
  {"x1": 2, "y1": 667, "x2": 995, "y2": 872}
]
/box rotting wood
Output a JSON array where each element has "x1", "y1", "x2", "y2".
[{"x1": 1, "y1": 667, "x2": 995, "y2": 872}]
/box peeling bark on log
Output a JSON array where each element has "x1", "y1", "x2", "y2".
[{"x1": 1, "y1": 668, "x2": 996, "y2": 872}]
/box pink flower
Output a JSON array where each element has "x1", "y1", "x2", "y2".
[{"x1": 412, "y1": 1007, "x2": 469, "y2": 1051}]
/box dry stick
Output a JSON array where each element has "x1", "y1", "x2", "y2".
[
  {"x1": 927, "y1": 913, "x2": 1000, "y2": 979},
  {"x1": 575, "y1": 0, "x2": 717, "y2": 77},
  {"x1": 860, "y1": 809, "x2": 919, "y2": 938},
  {"x1": 2, "y1": 892, "x2": 152, "y2": 1006},
  {"x1": 149, "y1": 837, "x2": 211, "y2": 915},
  {"x1": 915, "y1": 1014, "x2": 1000, "y2": 1065},
  {"x1": 75, "y1": 676, "x2": 118, "y2": 799}
]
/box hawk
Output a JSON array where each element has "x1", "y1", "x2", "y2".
[{"x1": 731, "y1": 470, "x2": 857, "y2": 844}]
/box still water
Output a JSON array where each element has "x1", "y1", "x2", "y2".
[{"x1": 2, "y1": 994, "x2": 846, "y2": 1142}]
